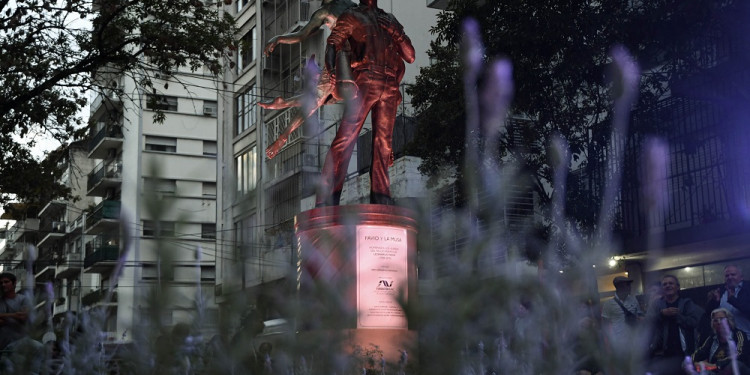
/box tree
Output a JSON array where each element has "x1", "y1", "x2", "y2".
[
  {"x1": 407, "y1": 0, "x2": 722, "y2": 232},
  {"x1": 0, "y1": 0, "x2": 237, "y2": 211}
]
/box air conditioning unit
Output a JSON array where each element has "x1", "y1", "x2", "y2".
[{"x1": 203, "y1": 106, "x2": 217, "y2": 117}]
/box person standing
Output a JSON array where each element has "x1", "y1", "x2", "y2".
[
  {"x1": 0, "y1": 272, "x2": 31, "y2": 352},
  {"x1": 647, "y1": 274, "x2": 704, "y2": 375},
  {"x1": 601, "y1": 276, "x2": 643, "y2": 346},
  {"x1": 707, "y1": 264, "x2": 750, "y2": 334},
  {"x1": 317, "y1": 0, "x2": 415, "y2": 206}
]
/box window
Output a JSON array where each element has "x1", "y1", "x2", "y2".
[
  {"x1": 236, "y1": 84, "x2": 257, "y2": 135},
  {"x1": 235, "y1": 146, "x2": 257, "y2": 196},
  {"x1": 201, "y1": 266, "x2": 216, "y2": 281},
  {"x1": 144, "y1": 178, "x2": 176, "y2": 195},
  {"x1": 142, "y1": 220, "x2": 175, "y2": 237},
  {"x1": 201, "y1": 223, "x2": 216, "y2": 239},
  {"x1": 236, "y1": 0, "x2": 250, "y2": 13},
  {"x1": 203, "y1": 141, "x2": 217, "y2": 156},
  {"x1": 145, "y1": 136, "x2": 177, "y2": 153},
  {"x1": 203, "y1": 100, "x2": 218, "y2": 117},
  {"x1": 202, "y1": 182, "x2": 217, "y2": 197},
  {"x1": 146, "y1": 95, "x2": 178, "y2": 111},
  {"x1": 234, "y1": 215, "x2": 257, "y2": 259},
  {"x1": 238, "y1": 27, "x2": 256, "y2": 72},
  {"x1": 142, "y1": 264, "x2": 159, "y2": 280}
]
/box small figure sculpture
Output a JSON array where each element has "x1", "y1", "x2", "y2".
[
  {"x1": 260, "y1": 0, "x2": 357, "y2": 159},
  {"x1": 316, "y1": 0, "x2": 415, "y2": 206}
]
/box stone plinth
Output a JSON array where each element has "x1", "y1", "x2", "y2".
[{"x1": 295, "y1": 204, "x2": 418, "y2": 367}]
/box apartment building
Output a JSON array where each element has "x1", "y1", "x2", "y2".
[
  {"x1": 0, "y1": 142, "x2": 98, "y2": 331},
  {"x1": 82, "y1": 58, "x2": 222, "y2": 338},
  {"x1": 36, "y1": 141, "x2": 99, "y2": 331}
]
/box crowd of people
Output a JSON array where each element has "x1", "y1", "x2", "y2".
[
  {"x1": 2, "y1": 263, "x2": 750, "y2": 374},
  {"x1": 594, "y1": 264, "x2": 750, "y2": 375}
]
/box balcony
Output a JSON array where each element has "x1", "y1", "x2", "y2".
[
  {"x1": 88, "y1": 123, "x2": 124, "y2": 159},
  {"x1": 90, "y1": 88, "x2": 123, "y2": 122},
  {"x1": 87, "y1": 160, "x2": 122, "y2": 197},
  {"x1": 84, "y1": 244, "x2": 119, "y2": 273},
  {"x1": 81, "y1": 287, "x2": 118, "y2": 307},
  {"x1": 0, "y1": 242, "x2": 18, "y2": 261},
  {"x1": 37, "y1": 221, "x2": 66, "y2": 248},
  {"x1": 38, "y1": 200, "x2": 66, "y2": 219},
  {"x1": 265, "y1": 109, "x2": 322, "y2": 183},
  {"x1": 56, "y1": 252, "x2": 82, "y2": 279},
  {"x1": 7, "y1": 219, "x2": 39, "y2": 245},
  {"x1": 53, "y1": 297, "x2": 73, "y2": 319},
  {"x1": 34, "y1": 248, "x2": 58, "y2": 281},
  {"x1": 426, "y1": 0, "x2": 449, "y2": 9},
  {"x1": 86, "y1": 200, "x2": 121, "y2": 235}
]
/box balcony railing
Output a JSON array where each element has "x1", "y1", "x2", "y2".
[
  {"x1": 88, "y1": 123, "x2": 124, "y2": 156},
  {"x1": 87, "y1": 160, "x2": 122, "y2": 196},
  {"x1": 84, "y1": 244, "x2": 119, "y2": 268},
  {"x1": 90, "y1": 84, "x2": 123, "y2": 121},
  {"x1": 56, "y1": 252, "x2": 82, "y2": 278},
  {"x1": 86, "y1": 200, "x2": 121, "y2": 229}
]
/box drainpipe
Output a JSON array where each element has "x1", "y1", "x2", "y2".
[{"x1": 78, "y1": 212, "x2": 87, "y2": 316}]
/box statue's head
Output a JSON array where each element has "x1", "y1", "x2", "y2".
[{"x1": 360, "y1": 0, "x2": 377, "y2": 7}]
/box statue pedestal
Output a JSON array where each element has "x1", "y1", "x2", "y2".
[{"x1": 295, "y1": 205, "x2": 418, "y2": 367}]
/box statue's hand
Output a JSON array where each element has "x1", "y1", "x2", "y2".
[
  {"x1": 376, "y1": 13, "x2": 402, "y2": 38},
  {"x1": 264, "y1": 37, "x2": 279, "y2": 56}
]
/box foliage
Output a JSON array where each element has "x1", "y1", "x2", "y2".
[
  {"x1": 0, "y1": 143, "x2": 72, "y2": 218},
  {"x1": 0, "y1": 0, "x2": 237, "y2": 207},
  {"x1": 406, "y1": 0, "x2": 722, "y2": 232}
]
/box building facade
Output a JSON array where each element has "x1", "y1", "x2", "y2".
[{"x1": 88, "y1": 62, "x2": 221, "y2": 339}]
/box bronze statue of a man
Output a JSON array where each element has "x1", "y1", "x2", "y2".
[
  {"x1": 260, "y1": 0, "x2": 356, "y2": 159},
  {"x1": 316, "y1": 0, "x2": 415, "y2": 206}
]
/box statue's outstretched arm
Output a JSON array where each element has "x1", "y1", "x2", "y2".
[{"x1": 264, "y1": 9, "x2": 330, "y2": 56}]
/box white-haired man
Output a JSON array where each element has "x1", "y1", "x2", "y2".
[{"x1": 707, "y1": 264, "x2": 750, "y2": 334}]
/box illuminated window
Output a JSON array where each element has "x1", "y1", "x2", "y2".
[{"x1": 235, "y1": 146, "x2": 257, "y2": 196}]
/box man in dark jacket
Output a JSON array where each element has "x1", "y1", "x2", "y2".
[
  {"x1": 647, "y1": 274, "x2": 704, "y2": 375},
  {"x1": 707, "y1": 264, "x2": 750, "y2": 335}
]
